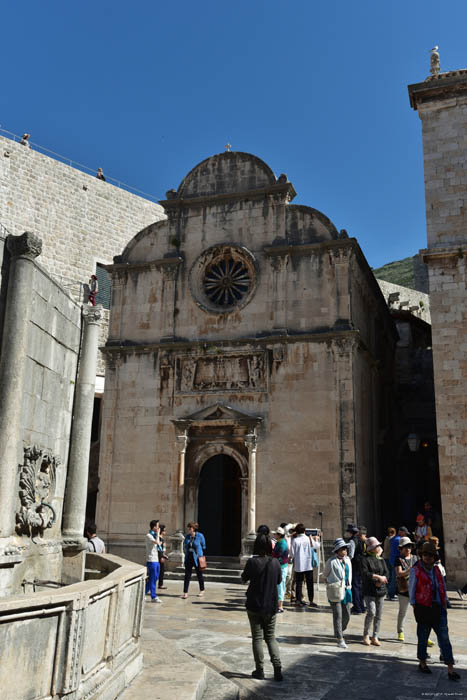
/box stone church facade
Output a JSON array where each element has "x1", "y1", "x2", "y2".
[{"x1": 97, "y1": 151, "x2": 396, "y2": 560}]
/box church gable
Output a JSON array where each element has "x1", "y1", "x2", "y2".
[{"x1": 173, "y1": 403, "x2": 263, "y2": 427}]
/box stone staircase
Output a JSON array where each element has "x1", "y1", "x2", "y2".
[{"x1": 164, "y1": 556, "x2": 244, "y2": 585}]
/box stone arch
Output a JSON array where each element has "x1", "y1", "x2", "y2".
[
  {"x1": 185, "y1": 442, "x2": 249, "y2": 553},
  {"x1": 190, "y1": 442, "x2": 248, "y2": 481}
]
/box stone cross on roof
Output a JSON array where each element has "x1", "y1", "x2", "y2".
[{"x1": 225, "y1": 143, "x2": 231, "y2": 152}]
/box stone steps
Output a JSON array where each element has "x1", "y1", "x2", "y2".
[
  {"x1": 164, "y1": 567, "x2": 243, "y2": 585},
  {"x1": 164, "y1": 556, "x2": 245, "y2": 585},
  {"x1": 201, "y1": 668, "x2": 240, "y2": 700}
]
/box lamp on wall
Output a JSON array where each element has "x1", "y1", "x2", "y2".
[{"x1": 407, "y1": 433, "x2": 420, "y2": 452}]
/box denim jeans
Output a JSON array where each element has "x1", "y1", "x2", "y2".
[
  {"x1": 363, "y1": 595, "x2": 384, "y2": 638},
  {"x1": 247, "y1": 610, "x2": 281, "y2": 670},
  {"x1": 386, "y1": 561, "x2": 396, "y2": 598},
  {"x1": 417, "y1": 606, "x2": 454, "y2": 664},
  {"x1": 278, "y1": 564, "x2": 288, "y2": 602},
  {"x1": 351, "y1": 565, "x2": 365, "y2": 612},
  {"x1": 145, "y1": 561, "x2": 160, "y2": 599},
  {"x1": 183, "y1": 552, "x2": 205, "y2": 593}
]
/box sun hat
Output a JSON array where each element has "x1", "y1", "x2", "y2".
[
  {"x1": 399, "y1": 526, "x2": 409, "y2": 533},
  {"x1": 276, "y1": 526, "x2": 285, "y2": 535},
  {"x1": 416, "y1": 514, "x2": 425, "y2": 523},
  {"x1": 366, "y1": 536, "x2": 382, "y2": 551},
  {"x1": 419, "y1": 541, "x2": 438, "y2": 557},
  {"x1": 398, "y1": 536, "x2": 414, "y2": 548},
  {"x1": 332, "y1": 538, "x2": 348, "y2": 553}
]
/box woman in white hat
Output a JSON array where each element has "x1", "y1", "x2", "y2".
[
  {"x1": 361, "y1": 536, "x2": 388, "y2": 646},
  {"x1": 273, "y1": 527, "x2": 289, "y2": 613},
  {"x1": 394, "y1": 536, "x2": 417, "y2": 641},
  {"x1": 323, "y1": 538, "x2": 353, "y2": 649}
]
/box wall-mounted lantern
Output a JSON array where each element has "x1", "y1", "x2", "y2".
[{"x1": 407, "y1": 433, "x2": 420, "y2": 452}]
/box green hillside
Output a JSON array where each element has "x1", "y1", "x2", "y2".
[{"x1": 373, "y1": 256, "x2": 416, "y2": 290}]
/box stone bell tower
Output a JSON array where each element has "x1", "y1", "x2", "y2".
[{"x1": 409, "y1": 49, "x2": 467, "y2": 584}]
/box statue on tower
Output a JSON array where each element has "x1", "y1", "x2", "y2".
[{"x1": 430, "y1": 46, "x2": 440, "y2": 76}]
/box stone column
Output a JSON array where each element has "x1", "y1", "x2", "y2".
[
  {"x1": 0, "y1": 232, "x2": 42, "y2": 537},
  {"x1": 245, "y1": 432, "x2": 258, "y2": 535},
  {"x1": 63, "y1": 306, "x2": 103, "y2": 549},
  {"x1": 175, "y1": 430, "x2": 189, "y2": 533}
]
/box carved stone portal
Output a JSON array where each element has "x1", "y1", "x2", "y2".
[
  {"x1": 176, "y1": 353, "x2": 266, "y2": 393},
  {"x1": 16, "y1": 446, "x2": 60, "y2": 537}
]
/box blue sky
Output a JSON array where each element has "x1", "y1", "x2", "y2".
[{"x1": 1, "y1": 1, "x2": 466, "y2": 268}]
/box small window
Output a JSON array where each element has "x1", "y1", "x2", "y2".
[{"x1": 95, "y1": 263, "x2": 111, "y2": 310}]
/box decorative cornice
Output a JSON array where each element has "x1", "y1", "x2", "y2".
[
  {"x1": 409, "y1": 71, "x2": 467, "y2": 110},
  {"x1": 263, "y1": 238, "x2": 354, "y2": 258},
  {"x1": 6, "y1": 232, "x2": 42, "y2": 260},
  {"x1": 159, "y1": 181, "x2": 297, "y2": 210},
  {"x1": 106, "y1": 256, "x2": 183, "y2": 275},
  {"x1": 102, "y1": 329, "x2": 362, "y2": 356},
  {"x1": 420, "y1": 245, "x2": 465, "y2": 262}
]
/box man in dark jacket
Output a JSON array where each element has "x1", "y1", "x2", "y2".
[
  {"x1": 242, "y1": 534, "x2": 283, "y2": 681},
  {"x1": 361, "y1": 536, "x2": 388, "y2": 646},
  {"x1": 350, "y1": 525, "x2": 367, "y2": 614}
]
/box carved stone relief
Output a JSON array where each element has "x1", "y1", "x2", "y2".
[
  {"x1": 176, "y1": 353, "x2": 266, "y2": 393},
  {"x1": 16, "y1": 446, "x2": 60, "y2": 537}
]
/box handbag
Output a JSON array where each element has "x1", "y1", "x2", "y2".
[
  {"x1": 198, "y1": 555, "x2": 207, "y2": 571},
  {"x1": 327, "y1": 578, "x2": 345, "y2": 602}
]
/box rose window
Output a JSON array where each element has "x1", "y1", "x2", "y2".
[{"x1": 203, "y1": 256, "x2": 251, "y2": 307}]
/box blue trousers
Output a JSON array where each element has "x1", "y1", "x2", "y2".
[
  {"x1": 417, "y1": 606, "x2": 454, "y2": 664},
  {"x1": 386, "y1": 561, "x2": 396, "y2": 598},
  {"x1": 145, "y1": 561, "x2": 160, "y2": 599},
  {"x1": 351, "y1": 565, "x2": 365, "y2": 613}
]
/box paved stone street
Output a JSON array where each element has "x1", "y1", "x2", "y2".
[{"x1": 128, "y1": 580, "x2": 467, "y2": 700}]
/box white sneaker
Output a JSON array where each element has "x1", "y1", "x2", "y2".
[
  {"x1": 337, "y1": 639, "x2": 348, "y2": 649},
  {"x1": 151, "y1": 597, "x2": 162, "y2": 604}
]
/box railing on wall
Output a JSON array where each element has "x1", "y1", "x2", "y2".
[
  {"x1": 0, "y1": 127, "x2": 161, "y2": 203},
  {"x1": 0, "y1": 553, "x2": 146, "y2": 700}
]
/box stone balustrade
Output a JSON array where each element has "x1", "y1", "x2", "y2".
[{"x1": 0, "y1": 552, "x2": 145, "y2": 700}]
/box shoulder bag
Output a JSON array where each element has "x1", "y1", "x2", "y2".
[{"x1": 327, "y1": 578, "x2": 345, "y2": 602}]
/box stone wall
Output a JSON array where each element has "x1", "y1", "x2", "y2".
[
  {"x1": 0, "y1": 235, "x2": 82, "y2": 595},
  {"x1": 409, "y1": 70, "x2": 467, "y2": 584},
  {"x1": 0, "y1": 135, "x2": 165, "y2": 383},
  {"x1": 0, "y1": 135, "x2": 164, "y2": 287},
  {"x1": 0, "y1": 552, "x2": 145, "y2": 700},
  {"x1": 377, "y1": 278, "x2": 431, "y2": 324}
]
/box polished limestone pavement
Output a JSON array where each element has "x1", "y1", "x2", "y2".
[{"x1": 125, "y1": 581, "x2": 467, "y2": 700}]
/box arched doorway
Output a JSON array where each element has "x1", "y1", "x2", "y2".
[{"x1": 197, "y1": 454, "x2": 242, "y2": 556}]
